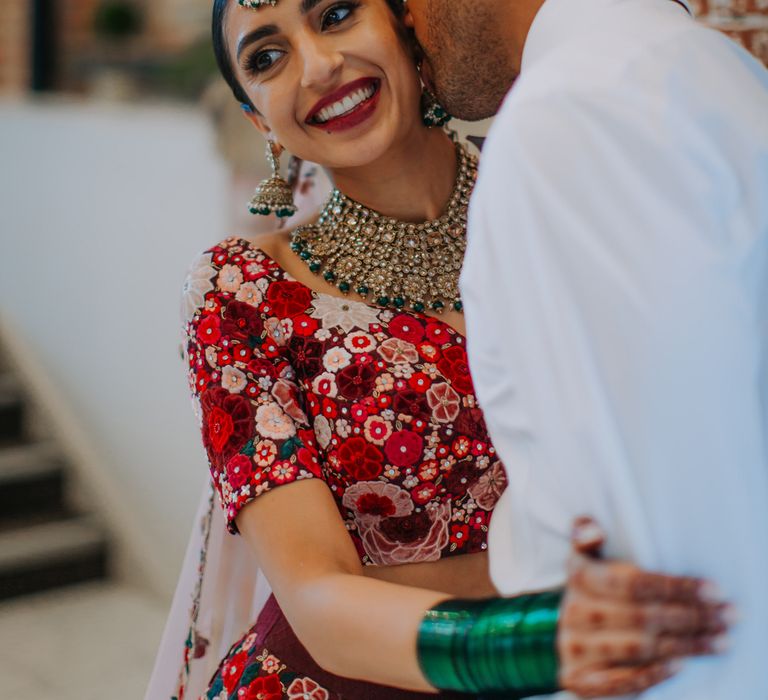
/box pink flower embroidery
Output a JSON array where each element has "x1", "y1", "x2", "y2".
[
  {"x1": 426, "y1": 382, "x2": 460, "y2": 423},
  {"x1": 357, "y1": 502, "x2": 451, "y2": 565},
  {"x1": 272, "y1": 379, "x2": 309, "y2": 424},
  {"x1": 378, "y1": 337, "x2": 420, "y2": 365},
  {"x1": 343, "y1": 481, "x2": 413, "y2": 523},
  {"x1": 468, "y1": 460, "x2": 508, "y2": 509},
  {"x1": 287, "y1": 677, "x2": 330, "y2": 700}
]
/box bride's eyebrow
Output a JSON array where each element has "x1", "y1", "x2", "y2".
[
  {"x1": 237, "y1": 25, "x2": 279, "y2": 60},
  {"x1": 235, "y1": 0, "x2": 328, "y2": 60},
  {"x1": 301, "y1": 0, "x2": 325, "y2": 13}
]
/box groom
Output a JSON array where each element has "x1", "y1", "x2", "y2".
[{"x1": 405, "y1": 0, "x2": 768, "y2": 697}]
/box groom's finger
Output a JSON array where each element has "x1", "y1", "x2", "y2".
[{"x1": 561, "y1": 660, "x2": 680, "y2": 698}]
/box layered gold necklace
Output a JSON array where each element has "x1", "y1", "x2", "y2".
[{"x1": 290, "y1": 141, "x2": 477, "y2": 314}]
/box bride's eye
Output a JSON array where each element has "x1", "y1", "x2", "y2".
[
  {"x1": 321, "y1": 2, "x2": 358, "y2": 30},
  {"x1": 244, "y1": 48, "x2": 284, "y2": 75}
]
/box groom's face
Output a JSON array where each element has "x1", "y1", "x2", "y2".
[{"x1": 406, "y1": 0, "x2": 516, "y2": 121}]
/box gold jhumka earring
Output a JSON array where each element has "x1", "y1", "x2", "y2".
[{"x1": 248, "y1": 140, "x2": 297, "y2": 218}]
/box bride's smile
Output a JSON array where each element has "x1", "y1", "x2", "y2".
[{"x1": 222, "y1": 0, "x2": 427, "y2": 171}]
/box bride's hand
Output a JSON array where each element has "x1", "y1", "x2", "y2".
[{"x1": 558, "y1": 517, "x2": 731, "y2": 698}]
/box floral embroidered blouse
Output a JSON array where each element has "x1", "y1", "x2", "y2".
[{"x1": 183, "y1": 237, "x2": 506, "y2": 566}]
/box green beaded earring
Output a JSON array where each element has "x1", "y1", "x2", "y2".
[
  {"x1": 248, "y1": 140, "x2": 297, "y2": 218},
  {"x1": 421, "y1": 89, "x2": 451, "y2": 128}
]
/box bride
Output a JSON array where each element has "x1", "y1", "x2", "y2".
[{"x1": 147, "y1": 1, "x2": 729, "y2": 698}]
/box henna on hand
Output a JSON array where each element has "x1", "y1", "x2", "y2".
[{"x1": 558, "y1": 517, "x2": 733, "y2": 698}]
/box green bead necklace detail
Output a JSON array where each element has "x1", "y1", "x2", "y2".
[{"x1": 290, "y1": 142, "x2": 477, "y2": 314}]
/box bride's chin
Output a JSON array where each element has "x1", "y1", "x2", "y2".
[{"x1": 302, "y1": 118, "x2": 406, "y2": 171}]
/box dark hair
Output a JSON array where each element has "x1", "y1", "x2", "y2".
[{"x1": 212, "y1": 0, "x2": 405, "y2": 110}]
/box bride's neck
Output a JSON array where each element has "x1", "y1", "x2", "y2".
[{"x1": 328, "y1": 126, "x2": 457, "y2": 222}]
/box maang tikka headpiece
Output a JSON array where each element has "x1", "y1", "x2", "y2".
[{"x1": 238, "y1": 0, "x2": 279, "y2": 8}]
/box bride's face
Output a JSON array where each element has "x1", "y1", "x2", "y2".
[{"x1": 223, "y1": 0, "x2": 424, "y2": 169}]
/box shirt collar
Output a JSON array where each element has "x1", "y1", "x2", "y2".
[{"x1": 521, "y1": 0, "x2": 693, "y2": 73}]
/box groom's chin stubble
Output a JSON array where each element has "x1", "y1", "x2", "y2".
[{"x1": 424, "y1": 0, "x2": 517, "y2": 121}]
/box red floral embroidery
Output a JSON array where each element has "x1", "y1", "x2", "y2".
[
  {"x1": 226, "y1": 454, "x2": 253, "y2": 490},
  {"x1": 198, "y1": 315, "x2": 222, "y2": 346},
  {"x1": 336, "y1": 437, "x2": 384, "y2": 480},
  {"x1": 380, "y1": 510, "x2": 432, "y2": 543},
  {"x1": 267, "y1": 280, "x2": 313, "y2": 317},
  {"x1": 412, "y1": 481, "x2": 438, "y2": 505},
  {"x1": 336, "y1": 363, "x2": 377, "y2": 400},
  {"x1": 356, "y1": 493, "x2": 397, "y2": 517},
  {"x1": 384, "y1": 430, "x2": 424, "y2": 467},
  {"x1": 222, "y1": 651, "x2": 248, "y2": 693},
  {"x1": 290, "y1": 336, "x2": 325, "y2": 377},
  {"x1": 450, "y1": 523, "x2": 470, "y2": 548},
  {"x1": 240, "y1": 674, "x2": 282, "y2": 700},
  {"x1": 201, "y1": 387, "x2": 255, "y2": 465},
  {"x1": 293, "y1": 314, "x2": 319, "y2": 337},
  {"x1": 392, "y1": 389, "x2": 430, "y2": 419},
  {"x1": 185, "y1": 238, "x2": 503, "y2": 556},
  {"x1": 437, "y1": 345, "x2": 474, "y2": 395},
  {"x1": 425, "y1": 322, "x2": 450, "y2": 345},
  {"x1": 189, "y1": 238, "x2": 506, "y2": 700},
  {"x1": 388, "y1": 314, "x2": 425, "y2": 344},
  {"x1": 222, "y1": 300, "x2": 264, "y2": 339}
]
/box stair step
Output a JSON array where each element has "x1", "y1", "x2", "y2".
[
  {"x1": 0, "y1": 516, "x2": 109, "y2": 600},
  {"x1": 0, "y1": 442, "x2": 66, "y2": 520},
  {"x1": 0, "y1": 373, "x2": 24, "y2": 441}
]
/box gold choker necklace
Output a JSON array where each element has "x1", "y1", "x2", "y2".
[{"x1": 290, "y1": 142, "x2": 477, "y2": 314}]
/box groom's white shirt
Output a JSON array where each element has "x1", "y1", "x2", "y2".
[{"x1": 461, "y1": 0, "x2": 768, "y2": 696}]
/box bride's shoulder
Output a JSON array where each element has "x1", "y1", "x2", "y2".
[
  {"x1": 200, "y1": 231, "x2": 293, "y2": 269},
  {"x1": 244, "y1": 229, "x2": 293, "y2": 264}
]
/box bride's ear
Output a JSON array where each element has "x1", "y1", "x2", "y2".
[{"x1": 240, "y1": 103, "x2": 272, "y2": 139}]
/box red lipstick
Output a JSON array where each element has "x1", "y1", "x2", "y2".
[{"x1": 305, "y1": 78, "x2": 381, "y2": 134}]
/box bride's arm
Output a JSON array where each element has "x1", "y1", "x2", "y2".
[
  {"x1": 236, "y1": 479, "x2": 728, "y2": 696},
  {"x1": 362, "y1": 551, "x2": 497, "y2": 598},
  {"x1": 236, "y1": 479, "x2": 444, "y2": 693}
]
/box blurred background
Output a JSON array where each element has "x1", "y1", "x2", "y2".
[{"x1": 0, "y1": 1, "x2": 766, "y2": 699}]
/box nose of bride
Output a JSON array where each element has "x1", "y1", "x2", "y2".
[{"x1": 298, "y1": 34, "x2": 344, "y2": 91}]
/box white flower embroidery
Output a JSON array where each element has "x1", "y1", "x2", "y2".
[
  {"x1": 323, "y1": 346, "x2": 352, "y2": 373},
  {"x1": 235, "y1": 281, "x2": 263, "y2": 306},
  {"x1": 310, "y1": 294, "x2": 380, "y2": 334},
  {"x1": 217, "y1": 264, "x2": 243, "y2": 294},
  {"x1": 255, "y1": 402, "x2": 296, "y2": 440},
  {"x1": 180, "y1": 252, "x2": 215, "y2": 322},
  {"x1": 222, "y1": 365, "x2": 247, "y2": 394},
  {"x1": 314, "y1": 415, "x2": 333, "y2": 449}
]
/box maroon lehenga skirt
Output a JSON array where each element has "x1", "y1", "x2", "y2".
[{"x1": 203, "y1": 594, "x2": 474, "y2": 699}]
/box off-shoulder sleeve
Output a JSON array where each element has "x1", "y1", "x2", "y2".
[{"x1": 182, "y1": 241, "x2": 321, "y2": 534}]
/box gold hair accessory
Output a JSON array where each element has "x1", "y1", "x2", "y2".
[{"x1": 238, "y1": 0, "x2": 278, "y2": 8}]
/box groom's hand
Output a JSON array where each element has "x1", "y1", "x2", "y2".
[{"x1": 557, "y1": 517, "x2": 733, "y2": 698}]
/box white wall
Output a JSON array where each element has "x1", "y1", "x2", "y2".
[{"x1": 0, "y1": 99, "x2": 230, "y2": 599}]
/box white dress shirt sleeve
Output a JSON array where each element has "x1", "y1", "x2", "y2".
[{"x1": 461, "y1": 92, "x2": 768, "y2": 698}]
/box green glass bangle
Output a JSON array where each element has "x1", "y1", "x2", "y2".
[{"x1": 417, "y1": 590, "x2": 564, "y2": 696}]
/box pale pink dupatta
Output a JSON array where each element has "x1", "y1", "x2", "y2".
[
  {"x1": 144, "y1": 482, "x2": 270, "y2": 700},
  {"x1": 144, "y1": 161, "x2": 331, "y2": 700}
]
